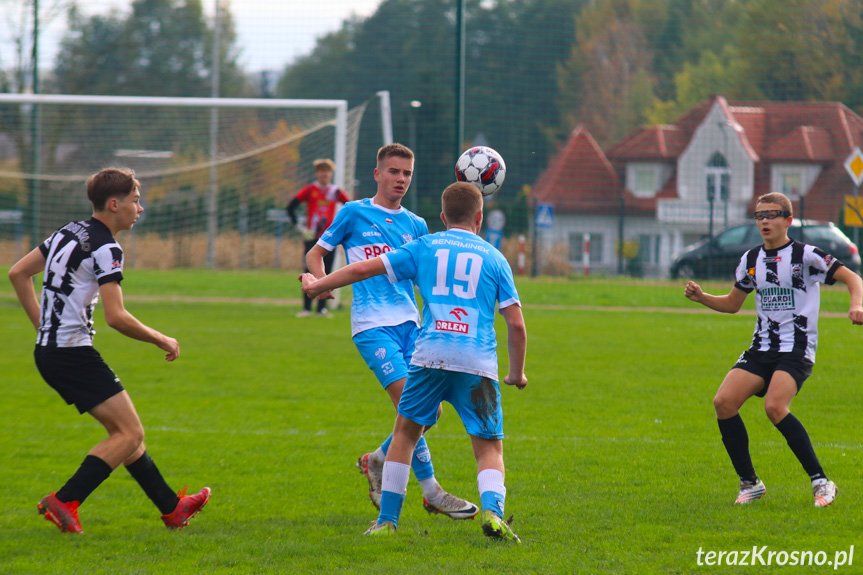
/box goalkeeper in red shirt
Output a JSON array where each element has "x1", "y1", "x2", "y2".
[{"x1": 287, "y1": 158, "x2": 351, "y2": 317}]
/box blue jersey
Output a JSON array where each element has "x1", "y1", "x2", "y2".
[
  {"x1": 317, "y1": 198, "x2": 429, "y2": 336},
  {"x1": 381, "y1": 228, "x2": 520, "y2": 380}
]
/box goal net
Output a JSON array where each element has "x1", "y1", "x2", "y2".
[{"x1": 0, "y1": 94, "x2": 368, "y2": 269}]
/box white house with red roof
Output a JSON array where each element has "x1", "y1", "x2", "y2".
[{"x1": 531, "y1": 95, "x2": 863, "y2": 277}]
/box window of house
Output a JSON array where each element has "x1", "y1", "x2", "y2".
[
  {"x1": 569, "y1": 233, "x2": 603, "y2": 263},
  {"x1": 781, "y1": 171, "x2": 802, "y2": 198},
  {"x1": 637, "y1": 234, "x2": 661, "y2": 264},
  {"x1": 634, "y1": 167, "x2": 655, "y2": 195}
]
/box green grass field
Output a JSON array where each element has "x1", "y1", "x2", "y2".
[{"x1": 1, "y1": 271, "x2": 861, "y2": 574}]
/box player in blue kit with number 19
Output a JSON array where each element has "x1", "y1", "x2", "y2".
[
  {"x1": 302, "y1": 181, "x2": 528, "y2": 541},
  {"x1": 305, "y1": 144, "x2": 478, "y2": 519}
]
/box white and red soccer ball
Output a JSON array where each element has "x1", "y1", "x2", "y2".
[{"x1": 455, "y1": 146, "x2": 506, "y2": 196}]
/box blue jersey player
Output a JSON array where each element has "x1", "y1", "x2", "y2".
[
  {"x1": 305, "y1": 144, "x2": 478, "y2": 520},
  {"x1": 302, "y1": 181, "x2": 528, "y2": 542}
]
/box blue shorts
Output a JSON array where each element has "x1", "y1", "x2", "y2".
[
  {"x1": 352, "y1": 323, "x2": 418, "y2": 388},
  {"x1": 398, "y1": 365, "x2": 504, "y2": 440}
]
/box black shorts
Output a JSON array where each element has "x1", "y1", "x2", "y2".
[
  {"x1": 732, "y1": 350, "x2": 814, "y2": 397},
  {"x1": 34, "y1": 346, "x2": 125, "y2": 414}
]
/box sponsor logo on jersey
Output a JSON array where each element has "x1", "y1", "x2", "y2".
[
  {"x1": 362, "y1": 224, "x2": 384, "y2": 237},
  {"x1": 435, "y1": 320, "x2": 469, "y2": 334},
  {"x1": 824, "y1": 254, "x2": 834, "y2": 266},
  {"x1": 449, "y1": 307, "x2": 468, "y2": 321},
  {"x1": 763, "y1": 256, "x2": 782, "y2": 263},
  {"x1": 381, "y1": 361, "x2": 394, "y2": 375},
  {"x1": 759, "y1": 286, "x2": 795, "y2": 310},
  {"x1": 362, "y1": 244, "x2": 392, "y2": 259},
  {"x1": 111, "y1": 259, "x2": 122, "y2": 270},
  {"x1": 374, "y1": 347, "x2": 387, "y2": 360},
  {"x1": 402, "y1": 233, "x2": 413, "y2": 243},
  {"x1": 748, "y1": 267, "x2": 756, "y2": 277}
]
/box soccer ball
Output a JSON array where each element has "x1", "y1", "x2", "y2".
[{"x1": 455, "y1": 146, "x2": 506, "y2": 196}]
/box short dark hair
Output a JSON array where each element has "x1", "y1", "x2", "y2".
[
  {"x1": 377, "y1": 143, "x2": 414, "y2": 166},
  {"x1": 87, "y1": 167, "x2": 140, "y2": 211},
  {"x1": 442, "y1": 182, "x2": 483, "y2": 226},
  {"x1": 756, "y1": 192, "x2": 792, "y2": 216}
]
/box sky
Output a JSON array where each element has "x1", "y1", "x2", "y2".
[{"x1": 1, "y1": 0, "x2": 384, "y2": 74}]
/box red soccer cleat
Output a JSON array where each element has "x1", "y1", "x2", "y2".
[
  {"x1": 161, "y1": 486, "x2": 211, "y2": 530},
  {"x1": 38, "y1": 493, "x2": 83, "y2": 534}
]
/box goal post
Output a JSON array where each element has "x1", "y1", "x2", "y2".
[{"x1": 0, "y1": 93, "x2": 365, "y2": 271}]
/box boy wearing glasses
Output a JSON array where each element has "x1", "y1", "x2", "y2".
[{"x1": 684, "y1": 192, "x2": 863, "y2": 507}]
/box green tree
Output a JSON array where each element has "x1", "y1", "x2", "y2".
[
  {"x1": 558, "y1": 0, "x2": 656, "y2": 146},
  {"x1": 54, "y1": 0, "x2": 246, "y2": 97},
  {"x1": 728, "y1": 0, "x2": 849, "y2": 101}
]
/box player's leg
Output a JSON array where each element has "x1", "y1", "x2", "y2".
[
  {"x1": 448, "y1": 374, "x2": 516, "y2": 540},
  {"x1": 354, "y1": 326, "x2": 472, "y2": 515},
  {"x1": 364, "y1": 414, "x2": 424, "y2": 535},
  {"x1": 34, "y1": 347, "x2": 126, "y2": 532},
  {"x1": 472, "y1": 436, "x2": 519, "y2": 543},
  {"x1": 713, "y1": 364, "x2": 766, "y2": 503},
  {"x1": 765, "y1": 368, "x2": 835, "y2": 506}
]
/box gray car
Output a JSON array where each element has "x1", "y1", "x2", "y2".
[{"x1": 670, "y1": 220, "x2": 861, "y2": 279}]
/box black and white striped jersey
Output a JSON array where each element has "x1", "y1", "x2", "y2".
[
  {"x1": 733, "y1": 239, "x2": 841, "y2": 363},
  {"x1": 36, "y1": 218, "x2": 124, "y2": 348}
]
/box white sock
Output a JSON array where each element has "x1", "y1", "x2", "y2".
[
  {"x1": 381, "y1": 461, "x2": 411, "y2": 495},
  {"x1": 418, "y1": 477, "x2": 442, "y2": 503},
  {"x1": 371, "y1": 447, "x2": 386, "y2": 464},
  {"x1": 477, "y1": 468, "x2": 506, "y2": 498}
]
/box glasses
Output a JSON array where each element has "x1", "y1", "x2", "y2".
[{"x1": 752, "y1": 210, "x2": 790, "y2": 221}]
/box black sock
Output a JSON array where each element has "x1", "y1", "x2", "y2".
[
  {"x1": 775, "y1": 413, "x2": 826, "y2": 481},
  {"x1": 125, "y1": 451, "x2": 180, "y2": 515},
  {"x1": 717, "y1": 414, "x2": 758, "y2": 483},
  {"x1": 56, "y1": 455, "x2": 113, "y2": 504}
]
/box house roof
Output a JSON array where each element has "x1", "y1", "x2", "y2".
[
  {"x1": 533, "y1": 125, "x2": 621, "y2": 215},
  {"x1": 535, "y1": 95, "x2": 863, "y2": 221}
]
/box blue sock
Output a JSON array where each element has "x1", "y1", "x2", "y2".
[
  {"x1": 380, "y1": 434, "x2": 393, "y2": 456},
  {"x1": 378, "y1": 461, "x2": 411, "y2": 528},
  {"x1": 411, "y1": 436, "x2": 435, "y2": 481},
  {"x1": 480, "y1": 491, "x2": 506, "y2": 518},
  {"x1": 378, "y1": 491, "x2": 405, "y2": 528},
  {"x1": 477, "y1": 469, "x2": 506, "y2": 518}
]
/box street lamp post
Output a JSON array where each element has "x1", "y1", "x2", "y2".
[
  {"x1": 707, "y1": 184, "x2": 715, "y2": 279},
  {"x1": 406, "y1": 100, "x2": 421, "y2": 214}
]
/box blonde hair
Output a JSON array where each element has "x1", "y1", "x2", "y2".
[
  {"x1": 756, "y1": 192, "x2": 792, "y2": 216},
  {"x1": 313, "y1": 158, "x2": 335, "y2": 172}
]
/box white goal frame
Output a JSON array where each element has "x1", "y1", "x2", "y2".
[{"x1": 0, "y1": 93, "x2": 349, "y2": 269}]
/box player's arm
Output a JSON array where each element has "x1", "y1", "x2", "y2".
[
  {"x1": 831, "y1": 266, "x2": 863, "y2": 325},
  {"x1": 300, "y1": 257, "x2": 386, "y2": 299},
  {"x1": 286, "y1": 196, "x2": 301, "y2": 226},
  {"x1": 99, "y1": 281, "x2": 180, "y2": 361},
  {"x1": 305, "y1": 243, "x2": 336, "y2": 300},
  {"x1": 500, "y1": 304, "x2": 528, "y2": 390},
  {"x1": 8, "y1": 247, "x2": 46, "y2": 330},
  {"x1": 684, "y1": 281, "x2": 748, "y2": 314}
]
